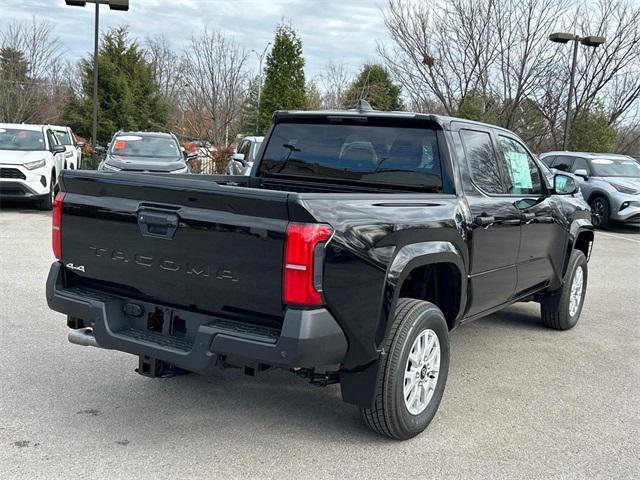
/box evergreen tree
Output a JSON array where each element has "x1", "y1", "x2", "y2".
[
  {"x1": 0, "y1": 47, "x2": 36, "y2": 122},
  {"x1": 343, "y1": 64, "x2": 403, "y2": 111},
  {"x1": 239, "y1": 76, "x2": 261, "y2": 135},
  {"x1": 569, "y1": 106, "x2": 616, "y2": 153},
  {"x1": 305, "y1": 80, "x2": 322, "y2": 110},
  {"x1": 257, "y1": 24, "x2": 306, "y2": 133},
  {"x1": 63, "y1": 27, "x2": 167, "y2": 144}
]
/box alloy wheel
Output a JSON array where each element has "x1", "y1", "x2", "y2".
[{"x1": 404, "y1": 328, "x2": 441, "y2": 415}]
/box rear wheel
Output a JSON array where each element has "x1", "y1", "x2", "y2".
[
  {"x1": 590, "y1": 196, "x2": 611, "y2": 229},
  {"x1": 361, "y1": 298, "x2": 449, "y2": 440},
  {"x1": 540, "y1": 250, "x2": 588, "y2": 330}
]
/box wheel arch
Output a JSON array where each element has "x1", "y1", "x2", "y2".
[
  {"x1": 562, "y1": 223, "x2": 594, "y2": 277},
  {"x1": 381, "y1": 241, "x2": 467, "y2": 341},
  {"x1": 586, "y1": 190, "x2": 610, "y2": 205}
]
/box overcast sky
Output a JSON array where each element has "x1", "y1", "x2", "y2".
[{"x1": 1, "y1": 0, "x2": 388, "y2": 79}]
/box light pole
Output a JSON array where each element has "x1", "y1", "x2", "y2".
[
  {"x1": 549, "y1": 32, "x2": 605, "y2": 150},
  {"x1": 251, "y1": 42, "x2": 270, "y2": 135},
  {"x1": 64, "y1": 1, "x2": 129, "y2": 150}
]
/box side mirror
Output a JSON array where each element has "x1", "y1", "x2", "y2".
[
  {"x1": 553, "y1": 173, "x2": 578, "y2": 195},
  {"x1": 94, "y1": 146, "x2": 106, "y2": 155},
  {"x1": 186, "y1": 152, "x2": 198, "y2": 160},
  {"x1": 76, "y1": 141, "x2": 85, "y2": 148},
  {"x1": 232, "y1": 153, "x2": 246, "y2": 165},
  {"x1": 573, "y1": 168, "x2": 589, "y2": 180},
  {"x1": 52, "y1": 144, "x2": 66, "y2": 154}
]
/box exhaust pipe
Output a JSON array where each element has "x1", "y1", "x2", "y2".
[{"x1": 68, "y1": 328, "x2": 101, "y2": 348}]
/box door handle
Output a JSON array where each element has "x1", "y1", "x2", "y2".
[
  {"x1": 138, "y1": 209, "x2": 179, "y2": 239},
  {"x1": 520, "y1": 212, "x2": 535, "y2": 223},
  {"x1": 474, "y1": 215, "x2": 495, "y2": 227}
]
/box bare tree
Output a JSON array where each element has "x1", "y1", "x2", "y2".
[
  {"x1": 318, "y1": 61, "x2": 352, "y2": 109},
  {"x1": 0, "y1": 19, "x2": 64, "y2": 123},
  {"x1": 145, "y1": 35, "x2": 185, "y2": 116},
  {"x1": 181, "y1": 29, "x2": 248, "y2": 148},
  {"x1": 381, "y1": 0, "x2": 640, "y2": 151}
]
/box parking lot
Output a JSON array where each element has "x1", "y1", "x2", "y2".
[{"x1": 0, "y1": 207, "x2": 638, "y2": 480}]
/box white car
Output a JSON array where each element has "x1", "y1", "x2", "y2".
[
  {"x1": 50, "y1": 125, "x2": 84, "y2": 169},
  {"x1": 227, "y1": 136, "x2": 264, "y2": 175},
  {"x1": 0, "y1": 123, "x2": 67, "y2": 210}
]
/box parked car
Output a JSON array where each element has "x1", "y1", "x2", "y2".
[
  {"x1": 540, "y1": 151, "x2": 640, "y2": 228},
  {"x1": 185, "y1": 140, "x2": 215, "y2": 158},
  {"x1": 226, "y1": 136, "x2": 263, "y2": 175},
  {"x1": 47, "y1": 106, "x2": 593, "y2": 440},
  {"x1": 0, "y1": 123, "x2": 66, "y2": 209},
  {"x1": 98, "y1": 131, "x2": 191, "y2": 173},
  {"x1": 50, "y1": 125, "x2": 84, "y2": 170}
]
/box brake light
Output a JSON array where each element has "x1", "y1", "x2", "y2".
[
  {"x1": 52, "y1": 192, "x2": 65, "y2": 259},
  {"x1": 283, "y1": 223, "x2": 333, "y2": 306}
]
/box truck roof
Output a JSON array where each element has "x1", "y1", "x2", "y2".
[
  {"x1": 273, "y1": 108, "x2": 516, "y2": 135},
  {"x1": 0, "y1": 123, "x2": 46, "y2": 131}
]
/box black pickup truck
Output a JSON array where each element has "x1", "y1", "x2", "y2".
[{"x1": 46, "y1": 105, "x2": 593, "y2": 439}]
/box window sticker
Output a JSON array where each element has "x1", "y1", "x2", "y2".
[
  {"x1": 505, "y1": 151, "x2": 532, "y2": 189},
  {"x1": 114, "y1": 140, "x2": 126, "y2": 149},
  {"x1": 117, "y1": 135, "x2": 143, "y2": 141}
]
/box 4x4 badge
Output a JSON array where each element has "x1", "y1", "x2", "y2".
[{"x1": 65, "y1": 263, "x2": 86, "y2": 273}]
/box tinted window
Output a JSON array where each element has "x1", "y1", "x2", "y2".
[
  {"x1": 259, "y1": 122, "x2": 443, "y2": 191},
  {"x1": 552, "y1": 156, "x2": 574, "y2": 172},
  {"x1": 497, "y1": 136, "x2": 543, "y2": 195},
  {"x1": 460, "y1": 129, "x2": 505, "y2": 194},
  {"x1": 540, "y1": 155, "x2": 555, "y2": 167},
  {"x1": 46, "y1": 130, "x2": 57, "y2": 150},
  {"x1": 0, "y1": 128, "x2": 45, "y2": 151},
  {"x1": 571, "y1": 157, "x2": 590, "y2": 174}
]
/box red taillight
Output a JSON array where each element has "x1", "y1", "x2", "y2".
[
  {"x1": 283, "y1": 223, "x2": 333, "y2": 306},
  {"x1": 52, "y1": 192, "x2": 65, "y2": 259}
]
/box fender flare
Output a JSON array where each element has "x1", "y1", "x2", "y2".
[
  {"x1": 340, "y1": 241, "x2": 467, "y2": 409},
  {"x1": 382, "y1": 241, "x2": 467, "y2": 337}
]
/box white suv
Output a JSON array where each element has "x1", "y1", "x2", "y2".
[
  {"x1": 0, "y1": 123, "x2": 67, "y2": 210},
  {"x1": 50, "y1": 125, "x2": 83, "y2": 169}
]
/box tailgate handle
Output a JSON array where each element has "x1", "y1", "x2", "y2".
[{"x1": 138, "y1": 210, "x2": 179, "y2": 239}]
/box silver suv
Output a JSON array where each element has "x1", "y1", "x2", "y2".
[{"x1": 540, "y1": 151, "x2": 640, "y2": 228}]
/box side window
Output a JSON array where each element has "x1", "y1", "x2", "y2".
[
  {"x1": 460, "y1": 129, "x2": 506, "y2": 194},
  {"x1": 571, "y1": 157, "x2": 590, "y2": 174},
  {"x1": 497, "y1": 135, "x2": 543, "y2": 195},
  {"x1": 46, "y1": 130, "x2": 56, "y2": 151},
  {"x1": 552, "y1": 156, "x2": 574, "y2": 172},
  {"x1": 541, "y1": 155, "x2": 555, "y2": 167},
  {"x1": 239, "y1": 141, "x2": 250, "y2": 157}
]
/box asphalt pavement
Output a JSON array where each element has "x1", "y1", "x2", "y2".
[{"x1": 1, "y1": 206, "x2": 638, "y2": 480}]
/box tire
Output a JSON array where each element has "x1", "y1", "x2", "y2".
[
  {"x1": 361, "y1": 298, "x2": 450, "y2": 440},
  {"x1": 590, "y1": 196, "x2": 611, "y2": 229},
  {"x1": 38, "y1": 173, "x2": 56, "y2": 211},
  {"x1": 540, "y1": 250, "x2": 588, "y2": 330}
]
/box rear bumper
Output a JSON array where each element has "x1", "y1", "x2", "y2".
[{"x1": 46, "y1": 262, "x2": 347, "y2": 373}]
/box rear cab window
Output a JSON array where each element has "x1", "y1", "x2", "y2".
[{"x1": 257, "y1": 118, "x2": 448, "y2": 192}]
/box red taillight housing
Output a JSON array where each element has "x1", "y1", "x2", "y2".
[
  {"x1": 52, "y1": 192, "x2": 65, "y2": 259},
  {"x1": 283, "y1": 223, "x2": 333, "y2": 306}
]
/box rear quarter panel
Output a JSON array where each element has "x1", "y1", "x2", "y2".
[{"x1": 293, "y1": 193, "x2": 468, "y2": 369}]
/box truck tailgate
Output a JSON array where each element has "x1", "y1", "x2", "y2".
[{"x1": 58, "y1": 172, "x2": 290, "y2": 324}]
